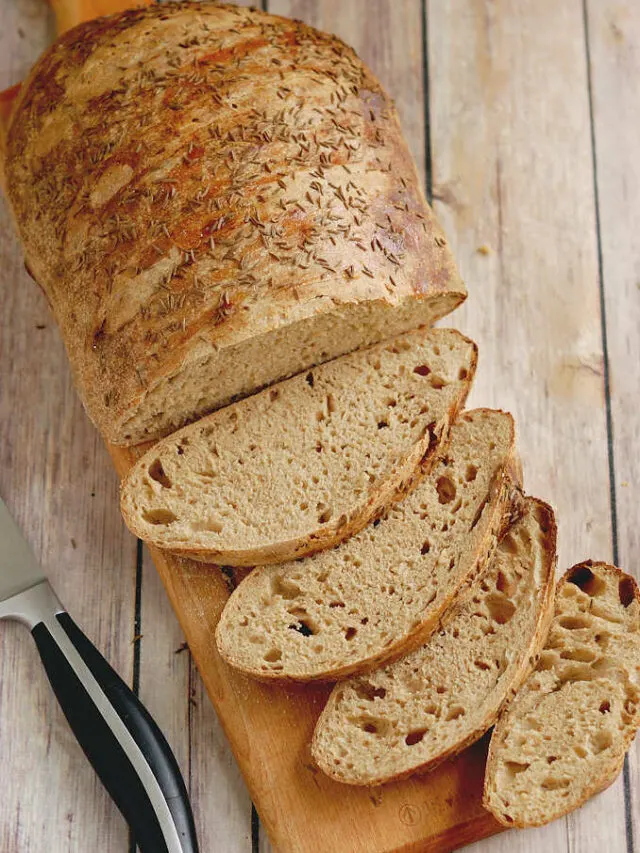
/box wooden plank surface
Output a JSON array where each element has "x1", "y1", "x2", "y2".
[
  {"x1": 0, "y1": 3, "x2": 137, "y2": 851},
  {"x1": 0, "y1": 0, "x2": 638, "y2": 851},
  {"x1": 585, "y1": 4, "x2": 640, "y2": 853},
  {"x1": 429, "y1": 3, "x2": 623, "y2": 852}
]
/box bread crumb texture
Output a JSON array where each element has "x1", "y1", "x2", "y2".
[
  {"x1": 311, "y1": 497, "x2": 556, "y2": 785},
  {"x1": 484, "y1": 561, "x2": 640, "y2": 828},
  {"x1": 215, "y1": 409, "x2": 516, "y2": 681},
  {"x1": 120, "y1": 328, "x2": 476, "y2": 565}
]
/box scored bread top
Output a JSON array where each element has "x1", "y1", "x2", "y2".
[
  {"x1": 215, "y1": 408, "x2": 518, "y2": 682},
  {"x1": 312, "y1": 497, "x2": 557, "y2": 785},
  {"x1": 6, "y1": 2, "x2": 465, "y2": 444},
  {"x1": 484, "y1": 561, "x2": 640, "y2": 828},
  {"x1": 120, "y1": 328, "x2": 477, "y2": 566}
]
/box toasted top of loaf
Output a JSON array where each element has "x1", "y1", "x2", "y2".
[
  {"x1": 120, "y1": 328, "x2": 476, "y2": 566},
  {"x1": 6, "y1": 2, "x2": 465, "y2": 443},
  {"x1": 312, "y1": 497, "x2": 557, "y2": 785},
  {"x1": 215, "y1": 409, "x2": 518, "y2": 681},
  {"x1": 484, "y1": 561, "x2": 640, "y2": 828}
]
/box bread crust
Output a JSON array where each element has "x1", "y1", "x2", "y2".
[
  {"x1": 310, "y1": 497, "x2": 557, "y2": 785},
  {"x1": 5, "y1": 1, "x2": 465, "y2": 444},
  {"x1": 483, "y1": 561, "x2": 640, "y2": 828}
]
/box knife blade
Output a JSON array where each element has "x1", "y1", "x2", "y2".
[
  {"x1": 0, "y1": 497, "x2": 45, "y2": 602},
  {"x1": 0, "y1": 495, "x2": 198, "y2": 853}
]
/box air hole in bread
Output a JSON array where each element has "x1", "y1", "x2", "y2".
[
  {"x1": 143, "y1": 508, "x2": 177, "y2": 525},
  {"x1": 420, "y1": 540, "x2": 430, "y2": 555},
  {"x1": 354, "y1": 681, "x2": 387, "y2": 701},
  {"x1": 600, "y1": 701, "x2": 611, "y2": 714},
  {"x1": 567, "y1": 564, "x2": 596, "y2": 591},
  {"x1": 288, "y1": 612, "x2": 319, "y2": 637},
  {"x1": 318, "y1": 508, "x2": 332, "y2": 524},
  {"x1": 270, "y1": 389, "x2": 279, "y2": 402},
  {"x1": 358, "y1": 716, "x2": 389, "y2": 736},
  {"x1": 264, "y1": 649, "x2": 282, "y2": 662},
  {"x1": 458, "y1": 367, "x2": 468, "y2": 380},
  {"x1": 377, "y1": 420, "x2": 389, "y2": 430},
  {"x1": 486, "y1": 593, "x2": 516, "y2": 625},
  {"x1": 386, "y1": 398, "x2": 397, "y2": 408},
  {"x1": 429, "y1": 375, "x2": 446, "y2": 390},
  {"x1": 345, "y1": 627, "x2": 357, "y2": 641},
  {"x1": 148, "y1": 459, "x2": 172, "y2": 488},
  {"x1": 405, "y1": 728, "x2": 427, "y2": 746},
  {"x1": 504, "y1": 761, "x2": 530, "y2": 778},
  {"x1": 413, "y1": 365, "x2": 431, "y2": 376},
  {"x1": 474, "y1": 659, "x2": 491, "y2": 671},
  {"x1": 547, "y1": 756, "x2": 558, "y2": 764},
  {"x1": 559, "y1": 615, "x2": 591, "y2": 630},
  {"x1": 271, "y1": 576, "x2": 303, "y2": 600},
  {"x1": 329, "y1": 600, "x2": 345, "y2": 608},
  {"x1": 542, "y1": 776, "x2": 571, "y2": 791},
  {"x1": 305, "y1": 372, "x2": 314, "y2": 387},
  {"x1": 465, "y1": 464, "x2": 478, "y2": 482},
  {"x1": 445, "y1": 706, "x2": 465, "y2": 722},
  {"x1": 496, "y1": 570, "x2": 515, "y2": 595},
  {"x1": 619, "y1": 577, "x2": 635, "y2": 607},
  {"x1": 559, "y1": 646, "x2": 598, "y2": 663}
]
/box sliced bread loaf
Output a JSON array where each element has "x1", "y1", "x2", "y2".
[
  {"x1": 120, "y1": 328, "x2": 477, "y2": 566},
  {"x1": 311, "y1": 497, "x2": 556, "y2": 785},
  {"x1": 484, "y1": 561, "x2": 640, "y2": 828},
  {"x1": 215, "y1": 409, "x2": 519, "y2": 681}
]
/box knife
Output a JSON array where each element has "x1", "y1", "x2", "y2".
[{"x1": 0, "y1": 496, "x2": 199, "y2": 853}]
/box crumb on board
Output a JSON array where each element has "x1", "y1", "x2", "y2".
[{"x1": 477, "y1": 244, "x2": 492, "y2": 255}]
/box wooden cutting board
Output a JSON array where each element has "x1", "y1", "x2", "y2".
[
  {"x1": 111, "y1": 439, "x2": 502, "y2": 853},
  {"x1": 0, "y1": 2, "x2": 503, "y2": 850}
]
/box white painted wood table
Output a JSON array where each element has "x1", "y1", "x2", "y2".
[{"x1": 0, "y1": 0, "x2": 638, "y2": 850}]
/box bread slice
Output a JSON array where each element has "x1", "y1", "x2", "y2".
[
  {"x1": 120, "y1": 328, "x2": 477, "y2": 566},
  {"x1": 484, "y1": 561, "x2": 640, "y2": 828},
  {"x1": 215, "y1": 409, "x2": 519, "y2": 681},
  {"x1": 311, "y1": 497, "x2": 556, "y2": 785}
]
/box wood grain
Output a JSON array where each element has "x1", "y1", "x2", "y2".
[
  {"x1": 428, "y1": 2, "x2": 625, "y2": 852},
  {"x1": 0, "y1": 3, "x2": 136, "y2": 851},
  {"x1": 585, "y1": 3, "x2": 640, "y2": 852}
]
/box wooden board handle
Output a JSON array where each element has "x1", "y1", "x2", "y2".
[{"x1": 50, "y1": 0, "x2": 152, "y2": 35}]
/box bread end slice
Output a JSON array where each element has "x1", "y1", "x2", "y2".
[{"x1": 484, "y1": 561, "x2": 640, "y2": 828}]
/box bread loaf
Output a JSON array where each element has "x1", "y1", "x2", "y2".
[
  {"x1": 120, "y1": 328, "x2": 477, "y2": 566},
  {"x1": 484, "y1": 561, "x2": 640, "y2": 828},
  {"x1": 5, "y1": 1, "x2": 465, "y2": 445},
  {"x1": 216, "y1": 409, "x2": 519, "y2": 681},
  {"x1": 311, "y1": 497, "x2": 556, "y2": 785}
]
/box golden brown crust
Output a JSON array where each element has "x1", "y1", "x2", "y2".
[{"x1": 5, "y1": 1, "x2": 465, "y2": 444}]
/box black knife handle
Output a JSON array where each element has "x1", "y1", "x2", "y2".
[{"x1": 31, "y1": 612, "x2": 198, "y2": 853}]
